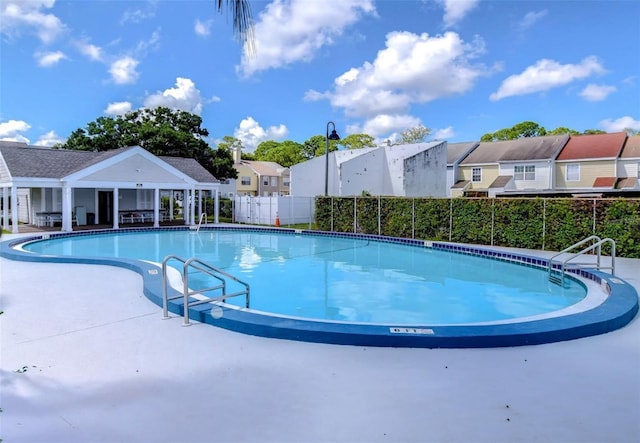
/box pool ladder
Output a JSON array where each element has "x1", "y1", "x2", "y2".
[
  {"x1": 161, "y1": 255, "x2": 250, "y2": 326},
  {"x1": 548, "y1": 236, "x2": 616, "y2": 287}
]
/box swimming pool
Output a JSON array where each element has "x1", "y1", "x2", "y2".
[{"x1": 2, "y1": 226, "x2": 638, "y2": 347}]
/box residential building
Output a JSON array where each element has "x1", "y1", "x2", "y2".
[
  {"x1": 454, "y1": 135, "x2": 569, "y2": 197},
  {"x1": 555, "y1": 132, "x2": 627, "y2": 193},
  {"x1": 618, "y1": 135, "x2": 640, "y2": 190},
  {"x1": 446, "y1": 142, "x2": 479, "y2": 197},
  {"x1": 230, "y1": 147, "x2": 290, "y2": 197}
]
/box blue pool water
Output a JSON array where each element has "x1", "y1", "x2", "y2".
[{"x1": 23, "y1": 230, "x2": 586, "y2": 325}]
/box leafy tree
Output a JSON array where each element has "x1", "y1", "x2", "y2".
[
  {"x1": 481, "y1": 121, "x2": 547, "y2": 141},
  {"x1": 339, "y1": 133, "x2": 377, "y2": 150},
  {"x1": 217, "y1": 135, "x2": 243, "y2": 152},
  {"x1": 302, "y1": 135, "x2": 327, "y2": 159},
  {"x1": 254, "y1": 140, "x2": 306, "y2": 167},
  {"x1": 399, "y1": 125, "x2": 431, "y2": 145},
  {"x1": 59, "y1": 107, "x2": 237, "y2": 180},
  {"x1": 547, "y1": 127, "x2": 580, "y2": 136},
  {"x1": 582, "y1": 129, "x2": 607, "y2": 135}
]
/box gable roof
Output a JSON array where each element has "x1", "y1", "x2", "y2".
[
  {"x1": 0, "y1": 142, "x2": 218, "y2": 183},
  {"x1": 620, "y1": 135, "x2": 640, "y2": 158},
  {"x1": 460, "y1": 134, "x2": 569, "y2": 165},
  {"x1": 447, "y1": 141, "x2": 478, "y2": 165},
  {"x1": 556, "y1": 132, "x2": 627, "y2": 161},
  {"x1": 160, "y1": 156, "x2": 219, "y2": 183},
  {"x1": 238, "y1": 160, "x2": 288, "y2": 177}
]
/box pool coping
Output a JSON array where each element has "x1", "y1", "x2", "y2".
[{"x1": 1, "y1": 225, "x2": 638, "y2": 348}]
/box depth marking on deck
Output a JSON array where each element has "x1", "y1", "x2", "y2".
[{"x1": 390, "y1": 327, "x2": 434, "y2": 335}]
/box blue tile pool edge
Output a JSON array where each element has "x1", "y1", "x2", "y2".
[{"x1": 1, "y1": 226, "x2": 637, "y2": 348}]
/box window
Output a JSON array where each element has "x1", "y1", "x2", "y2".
[
  {"x1": 241, "y1": 176, "x2": 251, "y2": 186},
  {"x1": 283, "y1": 179, "x2": 290, "y2": 187},
  {"x1": 566, "y1": 164, "x2": 580, "y2": 182},
  {"x1": 472, "y1": 167, "x2": 482, "y2": 182},
  {"x1": 514, "y1": 165, "x2": 535, "y2": 181},
  {"x1": 263, "y1": 176, "x2": 269, "y2": 186},
  {"x1": 271, "y1": 177, "x2": 278, "y2": 187}
]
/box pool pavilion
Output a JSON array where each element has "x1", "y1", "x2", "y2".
[{"x1": 0, "y1": 142, "x2": 220, "y2": 233}]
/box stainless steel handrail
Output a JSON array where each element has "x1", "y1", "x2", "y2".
[
  {"x1": 548, "y1": 236, "x2": 616, "y2": 286},
  {"x1": 161, "y1": 254, "x2": 250, "y2": 326}
]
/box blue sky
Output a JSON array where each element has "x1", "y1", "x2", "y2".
[{"x1": 1, "y1": 0, "x2": 639, "y2": 152}]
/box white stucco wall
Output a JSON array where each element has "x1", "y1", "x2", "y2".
[
  {"x1": 402, "y1": 142, "x2": 447, "y2": 197},
  {"x1": 290, "y1": 149, "x2": 375, "y2": 197},
  {"x1": 339, "y1": 149, "x2": 389, "y2": 196}
]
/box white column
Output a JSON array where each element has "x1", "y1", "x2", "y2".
[
  {"x1": 61, "y1": 184, "x2": 73, "y2": 232},
  {"x1": 169, "y1": 190, "x2": 174, "y2": 221},
  {"x1": 214, "y1": 188, "x2": 219, "y2": 224},
  {"x1": 189, "y1": 188, "x2": 196, "y2": 225},
  {"x1": 113, "y1": 187, "x2": 120, "y2": 229},
  {"x1": 198, "y1": 189, "x2": 203, "y2": 221},
  {"x1": 2, "y1": 187, "x2": 9, "y2": 231},
  {"x1": 153, "y1": 188, "x2": 160, "y2": 228},
  {"x1": 10, "y1": 186, "x2": 18, "y2": 233}
]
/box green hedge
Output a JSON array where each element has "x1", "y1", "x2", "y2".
[{"x1": 315, "y1": 197, "x2": 640, "y2": 258}]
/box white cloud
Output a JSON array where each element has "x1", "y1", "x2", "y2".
[
  {"x1": 194, "y1": 19, "x2": 213, "y2": 37},
  {"x1": 136, "y1": 29, "x2": 161, "y2": 54},
  {"x1": 432, "y1": 126, "x2": 455, "y2": 140},
  {"x1": 144, "y1": 77, "x2": 214, "y2": 115},
  {"x1": 35, "y1": 50, "x2": 66, "y2": 67},
  {"x1": 490, "y1": 56, "x2": 605, "y2": 101},
  {"x1": 599, "y1": 116, "x2": 640, "y2": 133},
  {"x1": 515, "y1": 10, "x2": 548, "y2": 32},
  {"x1": 109, "y1": 56, "x2": 140, "y2": 84},
  {"x1": 35, "y1": 130, "x2": 63, "y2": 147},
  {"x1": 77, "y1": 40, "x2": 103, "y2": 61},
  {"x1": 237, "y1": 0, "x2": 376, "y2": 77},
  {"x1": 120, "y1": 6, "x2": 156, "y2": 25},
  {"x1": 0, "y1": 0, "x2": 66, "y2": 44},
  {"x1": 307, "y1": 31, "x2": 490, "y2": 118},
  {"x1": 349, "y1": 114, "x2": 422, "y2": 140},
  {"x1": 0, "y1": 119, "x2": 31, "y2": 143},
  {"x1": 579, "y1": 84, "x2": 616, "y2": 102},
  {"x1": 104, "y1": 101, "x2": 133, "y2": 116},
  {"x1": 436, "y1": 0, "x2": 480, "y2": 29},
  {"x1": 233, "y1": 117, "x2": 288, "y2": 152}
]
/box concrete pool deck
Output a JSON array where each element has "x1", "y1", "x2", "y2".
[{"x1": 1, "y1": 232, "x2": 639, "y2": 443}]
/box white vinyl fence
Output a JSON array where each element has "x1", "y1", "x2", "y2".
[{"x1": 233, "y1": 196, "x2": 315, "y2": 227}]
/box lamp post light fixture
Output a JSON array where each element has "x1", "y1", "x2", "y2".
[{"x1": 324, "y1": 121, "x2": 340, "y2": 196}]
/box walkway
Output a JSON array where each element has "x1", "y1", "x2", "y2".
[{"x1": 0, "y1": 233, "x2": 638, "y2": 443}]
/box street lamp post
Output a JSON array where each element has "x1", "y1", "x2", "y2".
[{"x1": 324, "y1": 121, "x2": 340, "y2": 196}]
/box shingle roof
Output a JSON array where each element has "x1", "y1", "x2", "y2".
[
  {"x1": 0, "y1": 144, "x2": 102, "y2": 178},
  {"x1": 620, "y1": 135, "x2": 640, "y2": 158},
  {"x1": 160, "y1": 156, "x2": 219, "y2": 183},
  {"x1": 460, "y1": 135, "x2": 569, "y2": 165},
  {"x1": 617, "y1": 177, "x2": 637, "y2": 189},
  {"x1": 0, "y1": 142, "x2": 218, "y2": 183},
  {"x1": 239, "y1": 160, "x2": 287, "y2": 176},
  {"x1": 556, "y1": 132, "x2": 627, "y2": 161},
  {"x1": 447, "y1": 142, "x2": 478, "y2": 165},
  {"x1": 490, "y1": 175, "x2": 513, "y2": 188},
  {"x1": 592, "y1": 177, "x2": 617, "y2": 188}
]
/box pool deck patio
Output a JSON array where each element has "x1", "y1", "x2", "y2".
[{"x1": 1, "y1": 232, "x2": 639, "y2": 443}]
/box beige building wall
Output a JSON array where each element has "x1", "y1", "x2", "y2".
[
  {"x1": 459, "y1": 164, "x2": 499, "y2": 190},
  {"x1": 555, "y1": 160, "x2": 616, "y2": 188},
  {"x1": 235, "y1": 164, "x2": 257, "y2": 196}
]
